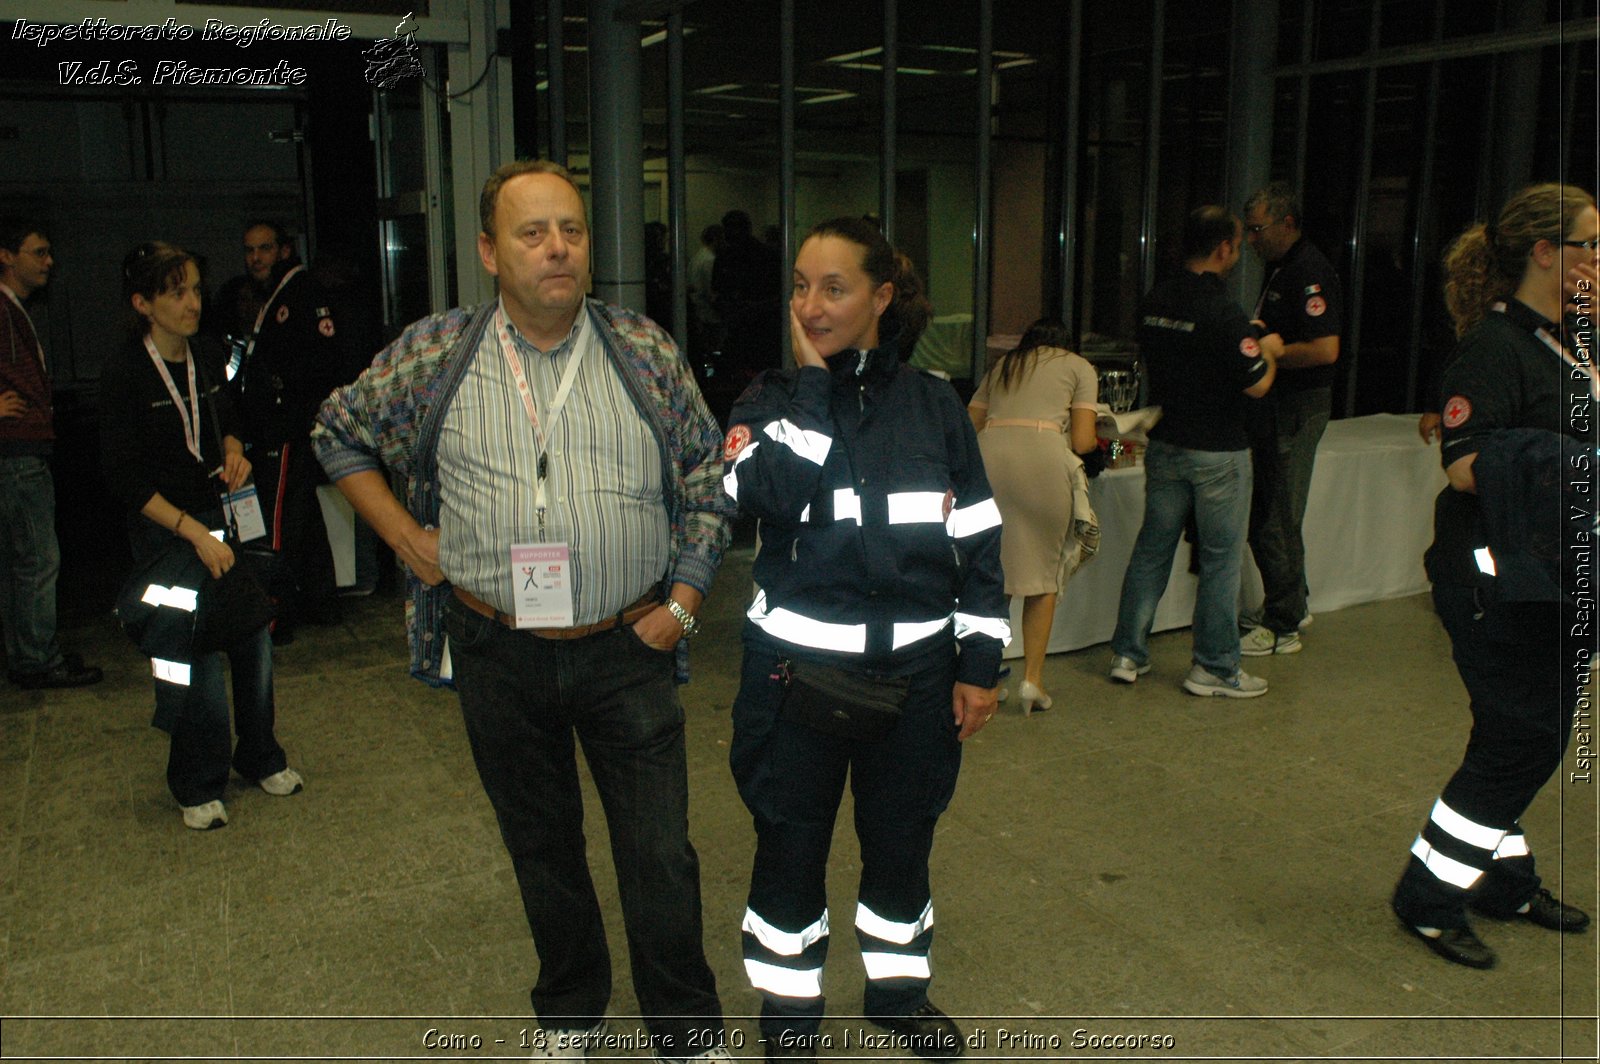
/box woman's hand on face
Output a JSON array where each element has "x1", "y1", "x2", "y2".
[
  {"x1": 789, "y1": 305, "x2": 828, "y2": 370},
  {"x1": 189, "y1": 528, "x2": 236, "y2": 579}
]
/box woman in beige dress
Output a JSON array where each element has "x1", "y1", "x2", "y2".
[{"x1": 968, "y1": 319, "x2": 1099, "y2": 713}]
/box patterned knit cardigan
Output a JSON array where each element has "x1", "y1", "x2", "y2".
[{"x1": 313, "y1": 298, "x2": 733, "y2": 686}]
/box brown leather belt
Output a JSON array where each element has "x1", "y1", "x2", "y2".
[{"x1": 452, "y1": 586, "x2": 659, "y2": 640}]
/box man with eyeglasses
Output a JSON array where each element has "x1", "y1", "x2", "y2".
[
  {"x1": 0, "y1": 218, "x2": 103, "y2": 689},
  {"x1": 1239, "y1": 182, "x2": 1343, "y2": 658}
]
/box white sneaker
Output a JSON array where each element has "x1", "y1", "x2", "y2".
[
  {"x1": 181, "y1": 799, "x2": 228, "y2": 830},
  {"x1": 1240, "y1": 625, "x2": 1301, "y2": 656},
  {"x1": 531, "y1": 1021, "x2": 606, "y2": 1060},
  {"x1": 1108, "y1": 655, "x2": 1152, "y2": 684},
  {"x1": 1298, "y1": 613, "x2": 1314, "y2": 629},
  {"x1": 655, "y1": 1047, "x2": 733, "y2": 1064},
  {"x1": 258, "y1": 768, "x2": 304, "y2": 796},
  {"x1": 1183, "y1": 665, "x2": 1268, "y2": 699}
]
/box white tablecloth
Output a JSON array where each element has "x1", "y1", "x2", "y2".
[{"x1": 1005, "y1": 413, "x2": 1447, "y2": 656}]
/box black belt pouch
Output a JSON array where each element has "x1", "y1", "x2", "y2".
[{"x1": 780, "y1": 659, "x2": 912, "y2": 741}]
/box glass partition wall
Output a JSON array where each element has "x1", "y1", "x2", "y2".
[{"x1": 507, "y1": 0, "x2": 1594, "y2": 414}]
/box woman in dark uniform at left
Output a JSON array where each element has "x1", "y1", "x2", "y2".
[
  {"x1": 103, "y1": 242, "x2": 303, "y2": 831},
  {"x1": 1391, "y1": 183, "x2": 1597, "y2": 968}
]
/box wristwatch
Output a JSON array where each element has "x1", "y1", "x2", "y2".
[{"x1": 663, "y1": 598, "x2": 700, "y2": 638}]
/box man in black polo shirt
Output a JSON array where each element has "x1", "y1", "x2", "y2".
[
  {"x1": 1240, "y1": 182, "x2": 1343, "y2": 657},
  {"x1": 1108, "y1": 206, "x2": 1281, "y2": 698}
]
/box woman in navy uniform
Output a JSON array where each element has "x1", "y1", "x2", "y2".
[
  {"x1": 722, "y1": 218, "x2": 1008, "y2": 1060},
  {"x1": 1391, "y1": 184, "x2": 1597, "y2": 968}
]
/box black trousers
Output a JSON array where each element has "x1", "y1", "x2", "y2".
[
  {"x1": 1393, "y1": 586, "x2": 1582, "y2": 928},
  {"x1": 730, "y1": 631, "x2": 962, "y2": 1036},
  {"x1": 445, "y1": 598, "x2": 723, "y2": 1053},
  {"x1": 252, "y1": 438, "x2": 338, "y2": 628}
]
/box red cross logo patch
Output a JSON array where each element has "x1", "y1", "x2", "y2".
[
  {"x1": 1442, "y1": 395, "x2": 1472, "y2": 429},
  {"x1": 275, "y1": 304, "x2": 290, "y2": 325},
  {"x1": 1305, "y1": 295, "x2": 1327, "y2": 317},
  {"x1": 318, "y1": 317, "x2": 336, "y2": 338},
  {"x1": 723, "y1": 423, "x2": 752, "y2": 461},
  {"x1": 1240, "y1": 337, "x2": 1261, "y2": 358}
]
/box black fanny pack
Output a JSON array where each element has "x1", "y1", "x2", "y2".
[{"x1": 779, "y1": 659, "x2": 911, "y2": 741}]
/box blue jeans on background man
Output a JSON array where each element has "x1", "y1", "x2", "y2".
[
  {"x1": 1111, "y1": 439, "x2": 1252, "y2": 677},
  {"x1": 444, "y1": 597, "x2": 724, "y2": 1057},
  {"x1": 0, "y1": 454, "x2": 63, "y2": 675}
]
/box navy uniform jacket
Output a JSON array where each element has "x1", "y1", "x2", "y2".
[
  {"x1": 723, "y1": 341, "x2": 1009, "y2": 687},
  {"x1": 1255, "y1": 237, "x2": 1342, "y2": 394},
  {"x1": 237, "y1": 264, "x2": 347, "y2": 447}
]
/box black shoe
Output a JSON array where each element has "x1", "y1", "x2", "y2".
[
  {"x1": 1476, "y1": 888, "x2": 1591, "y2": 932},
  {"x1": 10, "y1": 658, "x2": 103, "y2": 690},
  {"x1": 1398, "y1": 918, "x2": 1496, "y2": 969},
  {"x1": 871, "y1": 1003, "x2": 964, "y2": 1062}
]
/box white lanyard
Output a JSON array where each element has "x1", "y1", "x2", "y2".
[
  {"x1": 493, "y1": 304, "x2": 587, "y2": 528},
  {"x1": 143, "y1": 335, "x2": 203, "y2": 463},
  {"x1": 1, "y1": 284, "x2": 45, "y2": 372},
  {"x1": 244, "y1": 264, "x2": 305, "y2": 362},
  {"x1": 1492, "y1": 301, "x2": 1599, "y2": 402}
]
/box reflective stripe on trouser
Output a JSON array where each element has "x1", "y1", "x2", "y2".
[
  {"x1": 730, "y1": 634, "x2": 960, "y2": 1035},
  {"x1": 742, "y1": 906, "x2": 829, "y2": 1006},
  {"x1": 1392, "y1": 588, "x2": 1578, "y2": 929}
]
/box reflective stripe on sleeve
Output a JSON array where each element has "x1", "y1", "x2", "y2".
[
  {"x1": 743, "y1": 907, "x2": 829, "y2": 957},
  {"x1": 743, "y1": 958, "x2": 823, "y2": 999},
  {"x1": 1429, "y1": 798, "x2": 1505, "y2": 852},
  {"x1": 892, "y1": 616, "x2": 952, "y2": 650},
  {"x1": 1410, "y1": 836, "x2": 1485, "y2": 890},
  {"x1": 947, "y1": 497, "x2": 1002, "y2": 539},
  {"x1": 747, "y1": 589, "x2": 868, "y2": 653},
  {"x1": 954, "y1": 611, "x2": 1012, "y2": 644},
  {"x1": 722, "y1": 440, "x2": 761, "y2": 501},
  {"x1": 764, "y1": 419, "x2": 832, "y2": 466},
  {"x1": 861, "y1": 951, "x2": 931, "y2": 981},
  {"x1": 887, "y1": 491, "x2": 947, "y2": 525},
  {"x1": 151, "y1": 658, "x2": 192, "y2": 686},
  {"x1": 855, "y1": 901, "x2": 934, "y2": 945}
]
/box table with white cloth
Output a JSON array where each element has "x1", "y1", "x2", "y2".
[{"x1": 1005, "y1": 412, "x2": 1448, "y2": 657}]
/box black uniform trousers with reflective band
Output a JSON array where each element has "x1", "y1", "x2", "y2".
[
  {"x1": 730, "y1": 629, "x2": 962, "y2": 1037},
  {"x1": 1393, "y1": 586, "x2": 1581, "y2": 929},
  {"x1": 253, "y1": 438, "x2": 339, "y2": 629}
]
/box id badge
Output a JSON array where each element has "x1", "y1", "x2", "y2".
[
  {"x1": 223, "y1": 485, "x2": 269, "y2": 543},
  {"x1": 511, "y1": 542, "x2": 574, "y2": 628}
]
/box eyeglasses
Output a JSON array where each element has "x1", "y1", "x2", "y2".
[
  {"x1": 1562, "y1": 238, "x2": 1600, "y2": 250},
  {"x1": 1245, "y1": 219, "x2": 1281, "y2": 235}
]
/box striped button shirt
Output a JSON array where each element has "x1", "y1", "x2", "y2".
[{"x1": 436, "y1": 301, "x2": 668, "y2": 623}]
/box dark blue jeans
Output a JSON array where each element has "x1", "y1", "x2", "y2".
[
  {"x1": 0, "y1": 454, "x2": 63, "y2": 675},
  {"x1": 445, "y1": 597, "x2": 722, "y2": 1054},
  {"x1": 730, "y1": 632, "x2": 962, "y2": 1036},
  {"x1": 128, "y1": 510, "x2": 284, "y2": 806},
  {"x1": 1392, "y1": 586, "x2": 1577, "y2": 929}
]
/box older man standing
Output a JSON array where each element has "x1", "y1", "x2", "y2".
[
  {"x1": 0, "y1": 218, "x2": 101, "y2": 690},
  {"x1": 313, "y1": 161, "x2": 732, "y2": 1062},
  {"x1": 1240, "y1": 182, "x2": 1342, "y2": 657}
]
